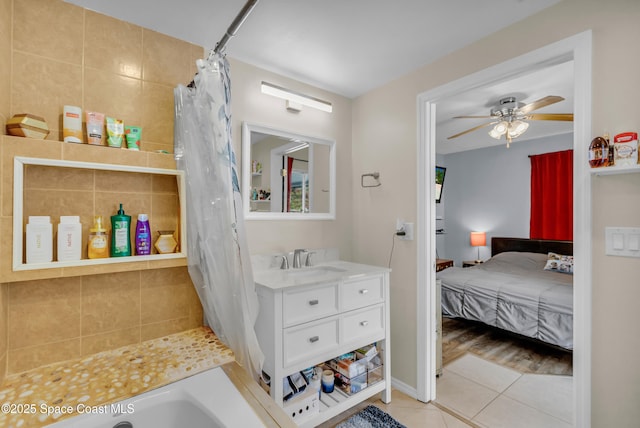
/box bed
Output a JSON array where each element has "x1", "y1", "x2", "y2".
[{"x1": 437, "y1": 237, "x2": 573, "y2": 350}]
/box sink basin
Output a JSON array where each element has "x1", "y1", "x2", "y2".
[{"x1": 285, "y1": 265, "x2": 347, "y2": 277}]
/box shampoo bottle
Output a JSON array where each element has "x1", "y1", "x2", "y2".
[
  {"x1": 111, "y1": 204, "x2": 131, "y2": 257},
  {"x1": 88, "y1": 216, "x2": 108, "y2": 259},
  {"x1": 57, "y1": 216, "x2": 82, "y2": 261},
  {"x1": 135, "y1": 214, "x2": 151, "y2": 255}
]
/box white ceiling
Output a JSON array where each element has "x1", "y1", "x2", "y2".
[{"x1": 65, "y1": 0, "x2": 572, "y2": 154}]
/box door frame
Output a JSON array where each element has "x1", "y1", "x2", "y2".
[{"x1": 416, "y1": 31, "x2": 592, "y2": 427}]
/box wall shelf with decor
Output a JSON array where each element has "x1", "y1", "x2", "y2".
[
  {"x1": 2, "y1": 135, "x2": 187, "y2": 282},
  {"x1": 590, "y1": 164, "x2": 640, "y2": 176}
]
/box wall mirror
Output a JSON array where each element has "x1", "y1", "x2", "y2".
[{"x1": 242, "y1": 122, "x2": 336, "y2": 220}]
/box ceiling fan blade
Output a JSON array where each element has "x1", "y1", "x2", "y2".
[
  {"x1": 526, "y1": 113, "x2": 574, "y2": 121},
  {"x1": 518, "y1": 95, "x2": 565, "y2": 114},
  {"x1": 447, "y1": 121, "x2": 498, "y2": 139},
  {"x1": 453, "y1": 115, "x2": 494, "y2": 119}
]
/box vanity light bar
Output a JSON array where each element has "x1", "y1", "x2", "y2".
[{"x1": 261, "y1": 81, "x2": 333, "y2": 113}]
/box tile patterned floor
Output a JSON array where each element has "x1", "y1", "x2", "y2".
[
  {"x1": 321, "y1": 352, "x2": 573, "y2": 427},
  {"x1": 436, "y1": 353, "x2": 573, "y2": 428}
]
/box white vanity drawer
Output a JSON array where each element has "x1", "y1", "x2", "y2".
[
  {"x1": 283, "y1": 282, "x2": 339, "y2": 327},
  {"x1": 283, "y1": 318, "x2": 339, "y2": 367},
  {"x1": 342, "y1": 304, "x2": 384, "y2": 344},
  {"x1": 341, "y1": 275, "x2": 384, "y2": 311}
]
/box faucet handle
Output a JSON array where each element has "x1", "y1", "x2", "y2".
[
  {"x1": 279, "y1": 254, "x2": 289, "y2": 270},
  {"x1": 305, "y1": 251, "x2": 315, "y2": 267}
]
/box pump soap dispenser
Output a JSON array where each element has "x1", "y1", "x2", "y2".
[{"x1": 110, "y1": 203, "x2": 131, "y2": 257}]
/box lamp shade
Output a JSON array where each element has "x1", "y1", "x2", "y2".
[{"x1": 470, "y1": 231, "x2": 486, "y2": 247}]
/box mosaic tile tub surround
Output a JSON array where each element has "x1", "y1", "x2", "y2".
[{"x1": 0, "y1": 327, "x2": 234, "y2": 427}]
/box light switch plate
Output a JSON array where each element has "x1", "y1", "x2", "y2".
[{"x1": 605, "y1": 227, "x2": 640, "y2": 257}]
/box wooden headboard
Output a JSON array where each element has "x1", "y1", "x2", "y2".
[{"x1": 491, "y1": 237, "x2": 573, "y2": 257}]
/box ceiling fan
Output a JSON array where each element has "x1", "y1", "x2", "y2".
[{"x1": 447, "y1": 95, "x2": 573, "y2": 147}]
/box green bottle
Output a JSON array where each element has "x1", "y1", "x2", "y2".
[{"x1": 110, "y1": 203, "x2": 131, "y2": 257}]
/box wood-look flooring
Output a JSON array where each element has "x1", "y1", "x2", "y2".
[{"x1": 442, "y1": 316, "x2": 573, "y2": 376}]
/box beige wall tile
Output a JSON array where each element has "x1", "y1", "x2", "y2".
[
  {"x1": 25, "y1": 165, "x2": 95, "y2": 191},
  {"x1": 24, "y1": 189, "x2": 94, "y2": 223},
  {"x1": 151, "y1": 193, "x2": 180, "y2": 233},
  {"x1": 13, "y1": 0, "x2": 84, "y2": 64},
  {"x1": 142, "y1": 29, "x2": 191, "y2": 85},
  {"x1": 8, "y1": 338, "x2": 80, "y2": 374},
  {"x1": 0, "y1": 283, "x2": 8, "y2": 356},
  {"x1": 62, "y1": 143, "x2": 145, "y2": 167},
  {"x1": 8, "y1": 277, "x2": 81, "y2": 349},
  {"x1": 95, "y1": 191, "x2": 152, "y2": 225},
  {"x1": 84, "y1": 11, "x2": 143, "y2": 79},
  {"x1": 83, "y1": 68, "x2": 143, "y2": 127},
  {"x1": 12, "y1": 52, "x2": 83, "y2": 140},
  {"x1": 140, "y1": 267, "x2": 192, "y2": 324},
  {"x1": 82, "y1": 271, "x2": 141, "y2": 336},
  {"x1": 152, "y1": 175, "x2": 179, "y2": 194},
  {"x1": 81, "y1": 327, "x2": 140, "y2": 356},
  {"x1": 147, "y1": 152, "x2": 177, "y2": 170},
  {"x1": 140, "y1": 317, "x2": 193, "y2": 342},
  {"x1": 0, "y1": 353, "x2": 6, "y2": 384},
  {"x1": 142, "y1": 81, "x2": 174, "y2": 146},
  {"x1": 95, "y1": 170, "x2": 151, "y2": 193}
]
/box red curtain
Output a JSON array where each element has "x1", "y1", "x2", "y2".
[
  {"x1": 530, "y1": 149, "x2": 573, "y2": 241},
  {"x1": 286, "y1": 157, "x2": 294, "y2": 212}
]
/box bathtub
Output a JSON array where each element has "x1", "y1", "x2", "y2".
[{"x1": 47, "y1": 367, "x2": 267, "y2": 428}]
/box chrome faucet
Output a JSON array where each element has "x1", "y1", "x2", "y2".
[
  {"x1": 293, "y1": 249, "x2": 308, "y2": 268},
  {"x1": 279, "y1": 254, "x2": 289, "y2": 270}
]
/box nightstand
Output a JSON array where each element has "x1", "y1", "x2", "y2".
[
  {"x1": 463, "y1": 260, "x2": 484, "y2": 268},
  {"x1": 436, "y1": 259, "x2": 454, "y2": 272}
]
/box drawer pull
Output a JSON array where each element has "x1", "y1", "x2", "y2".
[
  {"x1": 359, "y1": 289, "x2": 369, "y2": 295},
  {"x1": 309, "y1": 336, "x2": 320, "y2": 343},
  {"x1": 308, "y1": 299, "x2": 319, "y2": 306},
  {"x1": 360, "y1": 321, "x2": 369, "y2": 327}
]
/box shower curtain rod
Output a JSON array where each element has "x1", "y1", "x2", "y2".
[{"x1": 188, "y1": 0, "x2": 259, "y2": 87}]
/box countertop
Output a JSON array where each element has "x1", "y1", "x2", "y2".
[
  {"x1": 253, "y1": 260, "x2": 391, "y2": 290},
  {"x1": 0, "y1": 327, "x2": 234, "y2": 428}
]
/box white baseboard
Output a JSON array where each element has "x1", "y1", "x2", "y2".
[{"x1": 390, "y1": 376, "x2": 419, "y2": 400}]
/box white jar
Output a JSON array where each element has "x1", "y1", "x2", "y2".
[
  {"x1": 26, "y1": 216, "x2": 52, "y2": 264},
  {"x1": 57, "y1": 216, "x2": 82, "y2": 261}
]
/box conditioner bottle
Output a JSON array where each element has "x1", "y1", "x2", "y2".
[
  {"x1": 110, "y1": 204, "x2": 131, "y2": 257},
  {"x1": 135, "y1": 214, "x2": 151, "y2": 255}
]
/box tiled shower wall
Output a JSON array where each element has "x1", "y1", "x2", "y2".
[{"x1": 0, "y1": 0, "x2": 207, "y2": 380}]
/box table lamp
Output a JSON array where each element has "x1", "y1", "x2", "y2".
[{"x1": 470, "y1": 231, "x2": 486, "y2": 263}]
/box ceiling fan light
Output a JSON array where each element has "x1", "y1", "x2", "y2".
[
  {"x1": 488, "y1": 121, "x2": 508, "y2": 139},
  {"x1": 508, "y1": 120, "x2": 529, "y2": 138}
]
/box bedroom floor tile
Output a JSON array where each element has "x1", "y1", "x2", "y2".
[
  {"x1": 473, "y1": 395, "x2": 572, "y2": 428},
  {"x1": 436, "y1": 370, "x2": 500, "y2": 419},
  {"x1": 445, "y1": 353, "x2": 521, "y2": 393},
  {"x1": 503, "y1": 374, "x2": 573, "y2": 423}
]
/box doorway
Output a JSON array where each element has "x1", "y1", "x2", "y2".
[{"x1": 416, "y1": 31, "x2": 592, "y2": 427}]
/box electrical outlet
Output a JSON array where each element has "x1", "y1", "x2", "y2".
[
  {"x1": 396, "y1": 218, "x2": 405, "y2": 233},
  {"x1": 399, "y1": 222, "x2": 414, "y2": 241}
]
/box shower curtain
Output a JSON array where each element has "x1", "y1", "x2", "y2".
[{"x1": 173, "y1": 52, "x2": 263, "y2": 379}]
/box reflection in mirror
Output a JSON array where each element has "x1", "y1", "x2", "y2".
[{"x1": 242, "y1": 122, "x2": 336, "y2": 220}]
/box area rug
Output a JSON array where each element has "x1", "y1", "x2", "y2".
[{"x1": 336, "y1": 405, "x2": 406, "y2": 428}]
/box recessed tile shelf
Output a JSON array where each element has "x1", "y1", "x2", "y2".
[
  {"x1": 13, "y1": 156, "x2": 187, "y2": 272},
  {"x1": 590, "y1": 164, "x2": 640, "y2": 176}
]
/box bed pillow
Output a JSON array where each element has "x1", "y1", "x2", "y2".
[{"x1": 543, "y1": 252, "x2": 573, "y2": 274}]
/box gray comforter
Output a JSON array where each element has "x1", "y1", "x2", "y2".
[{"x1": 437, "y1": 251, "x2": 573, "y2": 349}]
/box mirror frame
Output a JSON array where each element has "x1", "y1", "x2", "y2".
[{"x1": 241, "y1": 122, "x2": 336, "y2": 220}]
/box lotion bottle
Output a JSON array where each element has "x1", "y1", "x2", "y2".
[
  {"x1": 57, "y1": 216, "x2": 82, "y2": 261},
  {"x1": 88, "y1": 216, "x2": 108, "y2": 259},
  {"x1": 135, "y1": 214, "x2": 151, "y2": 255},
  {"x1": 110, "y1": 203, "x2": 131, "y2": 257}
]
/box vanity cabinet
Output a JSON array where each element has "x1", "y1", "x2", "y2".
[{"x1": 254, "y1": 264, "x2": 391, "y2": 427}]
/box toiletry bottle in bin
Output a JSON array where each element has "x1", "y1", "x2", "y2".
[
  {"x1": 110, "y1": 203, "x2": 131, "y2": 257},
  {"x1": 135, "y1": 214, "x2": 151, "y2": 255}
]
